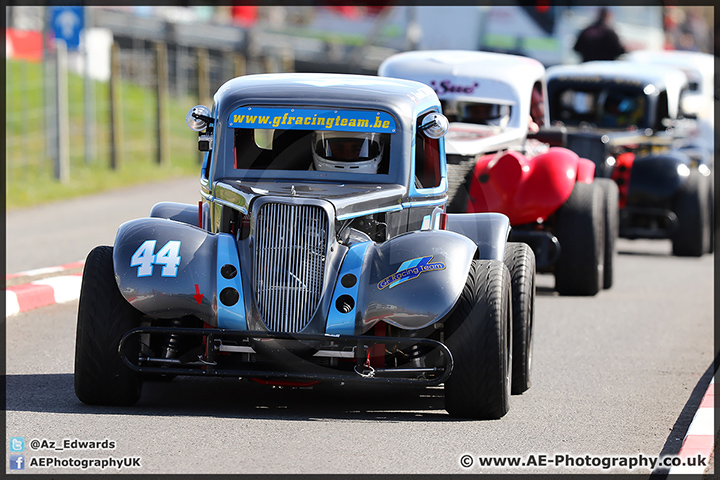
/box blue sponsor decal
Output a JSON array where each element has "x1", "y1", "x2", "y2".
[
  {"x1": 377, "y1": 256, "x2": 446, "y2": 290},
  {"x1": 228, "y1": 107, "x2": 396, "y2": 133}
]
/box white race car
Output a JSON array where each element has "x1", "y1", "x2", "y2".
[{"x1": 380, "y1": 50, "x2": 617, "y2": 296}]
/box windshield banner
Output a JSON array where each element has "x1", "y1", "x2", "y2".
[{"x1": 228, "y1": 107, "x2": 396, "y2": 133}]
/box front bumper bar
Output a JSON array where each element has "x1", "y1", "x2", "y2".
[
  {"x1": 510, "y1": 229, "x2": 561, "y2": 271},
  {"x1": 619, "y1": 206, "x2": 678, "y2": 239},
  {"x1": 119, "y1": 327, "x2": 453, "y2": 386}
]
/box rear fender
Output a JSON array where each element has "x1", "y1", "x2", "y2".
[
  {"x1": 327, "y1": 230, "x2": 477, "y2": 334},
  {"x1": 150, "y1": 202, "x2": 199, "y2": 227},
  {"x1": 515, "y1": 147, "x2": 580, "y2": 219},
  {"x1": 576, "y1": 158, "x2": 596, "y2": 184},
  {"x1": 469, "y1": 147, "x2": 581, "y2": 224},
  {"x1": 113, "y1": 218, "x2": 244, "y2": 328},
  {"x1": 444, "y1": 212, "x2": 510, "y2": 261}
]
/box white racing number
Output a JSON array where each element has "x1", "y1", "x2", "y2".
[{"x1": 130, "y1": 240, "x2": 182, "y2": 277}]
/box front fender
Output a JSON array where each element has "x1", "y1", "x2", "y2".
[
  {"x1": 326, "y1": 230, "x2": 477, "y2": 334},
  {"x1": 113, "y1": 218, "x2": 243, "y2": 328},
  {"x1": 626, "y1": 151, "x2": 692, "y2": 209},
  {"x1": 469, "y1": 147, "x2": 581, "y2": 224}
]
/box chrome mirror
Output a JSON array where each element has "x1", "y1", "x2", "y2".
[
  {"x1": 186, "y1": 105, "x2": 212, "y2": 131},
  {"x1": 419, "y1": 112, "x2": 449, "y2": 139}
]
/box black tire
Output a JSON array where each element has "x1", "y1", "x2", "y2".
[
  {"x1": 74, "y1": 246, "x2": 143, "y2": 405},
  {"x1": 595, "y1": 178, "x2": 619, "y2": 289},
  {"x1": 504, "y1": 243, "x2": 535, "y2": 395},
  {"x1": 672, "y1": 170, "x2": 709, "y2": 257},
  {"x1": 706, "y1": 174, "x2": 714, "y2": 254},
  {"x1": 444, "y1": 259, "x2": 512, "y2": 419},
  {"x1": 553, "y1": 182, "x2": 605, "y2": 296}
]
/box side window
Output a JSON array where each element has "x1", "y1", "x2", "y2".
[
  {"x1": 414, "y1": 116, "x2": 441, "y2": 189},
  {"x1": 530, "y1": 81, "x2": 545, "y2": 130},
  {"x1": 654, "y1": 91, "x2": 669, "y2": 130},
  {"x1": 677, "y1": 86, "x2": 690, "y2": 119}
]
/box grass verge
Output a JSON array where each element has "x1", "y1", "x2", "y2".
[{"x1": 6, "y1": 58, "x2": 202, "y2": 210}]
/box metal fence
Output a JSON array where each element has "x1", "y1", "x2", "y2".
[{"x1": 5, "y1": 8, "x2": 303, "y2": 185}]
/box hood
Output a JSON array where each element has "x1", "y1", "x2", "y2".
[{"x1": 215, "y1": 180, "x2": 407, "y2": 220}]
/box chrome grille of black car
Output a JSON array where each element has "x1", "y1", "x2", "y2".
[{"x1": 253, "y1": 202, "x2": 328, "y2": 332}]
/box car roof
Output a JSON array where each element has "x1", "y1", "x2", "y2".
[
  {"x1": 621, "y1": 50, "x2": 714, "y2": 97},
  {"x1": 546, "y1": 61, "x2": 688, "y2": 91},
  {"x1": 621, "y1": 50, "x2": 714, "y2": 75},
  {"x1": 379, "y1": 50, "x2": 546, "y2": 149},
  {"x1": 379, "y1": 50, "x2": 545, "y2": 104},
  {"x1": 213, "y1": 73, "x2": 440, "y2": 122},
  {"x1": 546, "y1": 61, "x2": 688, "y2": 120},
  {"x1": 209, "y1": 73, "x2": 444, "y2": 193}
]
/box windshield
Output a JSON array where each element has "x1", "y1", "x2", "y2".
[
  {"x1": 229, "y1": 106, "x2": 393, "y2": 175},
  {"x1": 440, "y1": 100, "x2": 512, "y2": 128},
  {"x1": 549, "y1": 85, "x2": 649, "y2": 129}
]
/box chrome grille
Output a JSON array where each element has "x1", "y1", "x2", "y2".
[{"x1": 253, "y1": 202, "x2": 328, "y2": 332}]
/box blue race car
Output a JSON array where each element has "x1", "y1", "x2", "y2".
[{"x1": 74, "y1": 73, "x2": 536, "y2": 419}]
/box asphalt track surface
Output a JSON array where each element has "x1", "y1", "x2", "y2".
[{"x1": 5, "y1": 177, "x2": 717, "y2": 475}]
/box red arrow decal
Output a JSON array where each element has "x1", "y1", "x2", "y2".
[{"x1": 193, "y1": 284, "x2": 203, "y2": 305}]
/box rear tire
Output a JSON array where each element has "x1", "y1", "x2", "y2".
[
  {"x1": 554, "y1": 182, "x2": 605, "y2": 296},
  {"x1": 706, "y1": 173, "x2": 714, "y2": 254},
  {"x1": 444, "y1": 260, "x2": 512, "y2": 419},
  {"x1": 595, "y1": 178, "x2": 618, "y2": 289},
  {"x1": 504, "y1": 243, "x2": 535, "y2": 395},
  {"x1": 672, "y1": 170, "x2": 709, "y2": 257},
  {"x1": 74, "y1": 246, "x2": 143, "y2": 405}
]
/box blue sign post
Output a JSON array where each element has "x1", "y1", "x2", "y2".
[{"x1": 51, "y1": 6, "x2": 84, "y2": 50}]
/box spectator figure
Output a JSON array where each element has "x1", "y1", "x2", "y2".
[
  {"x1": 573, "y1": 7, "x2": 626, "y2": 62},
  {"x1": 677, "y1": 8, "x2": 711, "y2": 53}
]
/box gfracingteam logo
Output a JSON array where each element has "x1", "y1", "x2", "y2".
[{"x1": 377, "y1": 256, "x2": 446, "y2": 290}]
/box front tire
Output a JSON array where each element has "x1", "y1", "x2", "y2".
[
  {"x1": 504, "y1": 243, "x2": 535, "y2": 395},
  {"x1": 554, "y1": 182, "x2": 605, "y2": 296},
  {"x1": 672, "y1": 170, "x2": 709, "y2": 257},
  {"x1": 74, "y1": 246, "x2": 143, "y2": 405},
  {"x1": 708, "y1": 175, "x2": 715, "y2": 254},
  {"x1": 444, "y1": 259, "x2": 512, "y2": 419},
  {"x1": 595, "y1": 178, "x2": 618, "y2": 289}
]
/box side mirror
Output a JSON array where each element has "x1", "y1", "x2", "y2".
[
  {"x1": 680, "y1": 95, "x2": 702, "y2": 119},
  {"x1": 186, "y1": 105, "x2": 214, "y2": 152},
  {"x1": 419, "y1": 112, "x2": 449, "y2": 139},
  {"x1": 186, "y1": 105, "x2": 213, "y2": 131}
]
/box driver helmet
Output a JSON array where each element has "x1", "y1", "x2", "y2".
[{"x1": 312, "y1": 131, "x2": 383, "y2": 173}]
